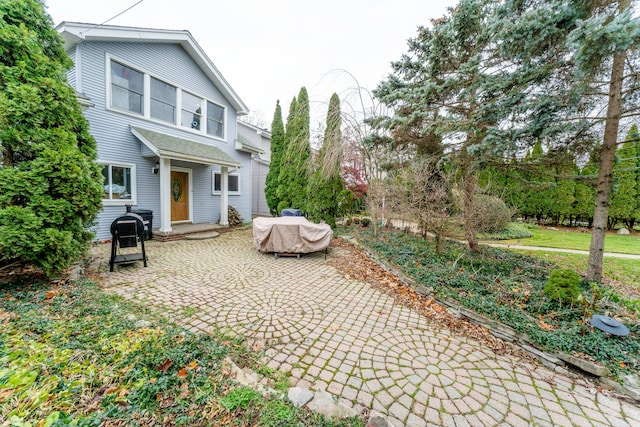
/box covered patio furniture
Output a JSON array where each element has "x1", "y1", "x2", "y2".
[{"x1": 253, "y1": 216, "x2": 333, "y2": 258}]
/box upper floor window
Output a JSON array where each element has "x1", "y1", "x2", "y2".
[
  {"x1": 111, "y1": 61, "x2": 143, "y2": 114},
  {"x1": 150, "y1": 77, "x2": 176, "y2": 123},
  {"x1": 101, "y1": 162, "x2": 136, "y2": 204},
  {"x1": 207, "y1": 101, "x2": 224, "y2": 138},
  {"x1": 181, "y1": 92, "x2": 202, "y2": 130},
  {"x1": 108, "y1": 58, "x2": 227, "y2": 139}
]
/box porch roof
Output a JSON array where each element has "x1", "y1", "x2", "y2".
[{"x1": 131, "y1": 126, "x2": 241, "y2": 168}]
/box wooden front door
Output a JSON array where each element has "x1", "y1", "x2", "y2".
[{"x1": 170, "y1": 171, "x2": 189, "y2": 222}]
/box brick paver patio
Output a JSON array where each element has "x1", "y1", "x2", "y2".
[{"x1": 97, "y1": 229, "x2": 640, "y2": 426}]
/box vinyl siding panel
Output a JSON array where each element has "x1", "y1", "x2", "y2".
[{"x1": 70, "y1": 40, "x2": 252, "y2": 240}]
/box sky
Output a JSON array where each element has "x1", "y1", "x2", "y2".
[{"x1": 45, "y1": 0, "x2": 459, "y2": 129}]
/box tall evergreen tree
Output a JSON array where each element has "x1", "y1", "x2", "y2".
[
  {"x1": 306, "y1": 93, "x2": 348, "y2": 227},
  {"x1": 375, "y1": 0, "x2": 497, "y2": 252},
  {"x1": 0, "y1": 0, "x2": 103, "y2": 276},
  {"x1": 277, "y1": 87, "x2": 311, "y2": 212},
  {"x1": 610, "y1": 125, "x2": 639, "y2": 229},
  {"x1": 275, "y1": 96, "x2": 297, "y2": 212},
  {"x1": 264, "y1": 100, "x2": 284, "y2": 216}
]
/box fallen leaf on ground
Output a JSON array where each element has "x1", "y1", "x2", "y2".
[
  {"x1": 176, "y1": 368, "x2": 188, "y2": 379},
  {"x1": 157, "y1": 359, "x2": 173, "y2": 373}
]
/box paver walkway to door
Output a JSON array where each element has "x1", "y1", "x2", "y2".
[{"x1": 98, "y1": 229, "x2": 640, "y2": 426}]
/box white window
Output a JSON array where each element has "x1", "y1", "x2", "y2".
[
  {"x1": 212, "y1": 171, "x2": 240, "y2": 195},
  {"x1": 108, "y1": 58, "x2": 225, "y2": 137},
  {"x1": 101, "y1": 163, "x2": 136, "y2": 205},
  {"x1": 181, "y1": 91, "x2": 202, "y2": 130},
  {"x1": 150, "y1": 77, "x2": 176, "y2": 123},
  {"x1": 206, "y1": 101, "x2": 225, "y2": 138},
  {"x1": 110, "y1": 61, "x2": 143, "y2": 114}
]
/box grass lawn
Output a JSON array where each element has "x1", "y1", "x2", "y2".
[
  {"x1": 0, "y1": 279, "x2": 363, "y2": 427},
  {"x1": 510, "y1": 250, "x2": 640, "y2": 289},
  {"x1": 496, "y1": 226, "x2": 640, "y2": 255}
]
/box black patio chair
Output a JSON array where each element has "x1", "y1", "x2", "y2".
[{"x1": 109, "y1": 213, "x2": 148, "y2": 272}]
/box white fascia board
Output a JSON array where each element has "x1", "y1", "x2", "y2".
[{"x1": 56, "y1": 22, "x2": 249, "y2": 114}]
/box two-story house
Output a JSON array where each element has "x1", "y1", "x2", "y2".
[{"x1": 57, "y1": 21, "x2": 254, "y2": 241}]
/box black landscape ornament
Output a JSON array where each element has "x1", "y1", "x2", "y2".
[{"x1": 590, "y1": 315, "x2": 629, "y2": 336}]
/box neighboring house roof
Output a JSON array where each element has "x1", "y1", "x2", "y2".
[
  {"x1": 57, "y1": 21, "x2": 249, "y2": 115},
  {"x1": 235, "y1": 134, "x2": 265, "y2": 155},
  {"x1": 131, "y1": 126, "x2": 241, "y2": 168},
  {"x1": 237, "y1": 120, "x2": 272, "y2": 139}
]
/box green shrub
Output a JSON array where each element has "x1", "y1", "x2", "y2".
[
  {"x1": 0, "y1": 1, "x2": 102, "y2": 277},
  {"x1": 479, "y1": 222, "x2": 533, "y2": 240},
  {"x1": 473, "y1": 194, "x2": 514, "y2": 233},
  {"x1": 544, "y1": 269, "x2": 582, "y2": 303}
]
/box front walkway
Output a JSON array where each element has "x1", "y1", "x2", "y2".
[{"x1": 96, "y1": 229, "x2": 640, "y2": 426}]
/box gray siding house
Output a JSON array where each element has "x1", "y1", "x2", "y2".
[
  {"x1": 57, "y1": 22, "x2": 253, "y2": 241},
  {"x1": 237, "y1": 121, "x2": 271, "y2": 217}
]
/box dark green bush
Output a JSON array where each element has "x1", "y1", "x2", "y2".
[{"x1": 0, "y1": 1, "x2": 102, "y2": 276}]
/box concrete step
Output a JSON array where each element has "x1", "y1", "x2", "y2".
[{"x1": 184, "y1": 231, "x2": 220, "y2": 240}]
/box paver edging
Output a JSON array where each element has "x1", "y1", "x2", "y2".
[
  {"x1": 339, "y1": 234, "x2": 640, "y2": 402},
  {"x1": 222, "y1": 357, "x2": 394, "y2": 425}
]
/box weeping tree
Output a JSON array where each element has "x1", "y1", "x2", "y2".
[
  {"x1": 306, "y1": 93, "x2": 351, "y2": 227},
  {"x1": 0, "y1": 0, "x2": 103, "y2": 276},
  {"x1": 265, "y1": 100, "x2": 285, "y2": 216},
  {"x1": 277, "y1": 87, "x2": 311, "y2": 212}
]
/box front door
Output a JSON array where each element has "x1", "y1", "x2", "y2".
[{"x1": 170, "y1": 171, "x2": 189, "y2": 222}]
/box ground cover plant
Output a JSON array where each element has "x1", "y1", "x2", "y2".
[
  {"x1": 0, "y1": 279, "x2": 363, "y2": 427},
  {"x1": 344, "y1": 227, "x2": 640, "y2": 378}
]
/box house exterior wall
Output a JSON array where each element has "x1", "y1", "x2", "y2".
[
  {"x1": 237, "y1": 121, "x2": 271, "y2": 217},
  {"x1": 68, "y1": 40, "x2": 251, "y2": 240}
]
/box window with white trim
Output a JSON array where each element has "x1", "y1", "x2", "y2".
[
  {"x1": 108, "y1": 58, "x2": 226, "y2": 138},
  {"x1": 110, "y1": 61, "x2": 143, "y2": 114},
  {"x1": 150, "y1": 77, "x2": 176, "y2": 123},
  {"x1": 212, "y1": 171, "x2": 240, "y2": 195},
  {"x1": 101, "y1": 163, "x2": 136, "y2": 204},
  {"x1": 206, "y1": 101, "x2": 224, "y2": 138}
]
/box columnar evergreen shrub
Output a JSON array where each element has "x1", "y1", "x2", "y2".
[
  {"x1": 0, "y1": 0, "x2": 103, "y2": 276},
  {"x1": 264, "y1": 101, "x2": 284, "y2": 216}
]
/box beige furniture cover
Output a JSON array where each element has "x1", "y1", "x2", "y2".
[{"x1": 253, "y1": 216, "x2": 333, "y2": 254}]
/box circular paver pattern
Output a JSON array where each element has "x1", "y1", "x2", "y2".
[
  {"x1": 212, "y1": 289, "x2": 323, "y2": 343},
  {"x1": 361, "y1": 330, "x2": 502, "y2": 424}
]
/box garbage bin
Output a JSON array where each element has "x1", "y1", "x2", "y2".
[{"x1": 130, "y1": 208, "x2": 153, "y2": 240}]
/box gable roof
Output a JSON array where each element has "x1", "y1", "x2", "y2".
[{"x1": 57, "y1": 21, "x2": 249, "y2": 115}]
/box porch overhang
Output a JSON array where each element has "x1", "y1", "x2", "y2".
[{"x1": 131, "y1": 126, "x2": 241, "y2": 168}]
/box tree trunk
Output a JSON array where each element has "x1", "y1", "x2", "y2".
[
  {"x1": 463, "y1": 170, "x2": 480, "y2": 252},
  {"x1": 587, "y1": 12, "x2": 627, "y2": 281}
]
